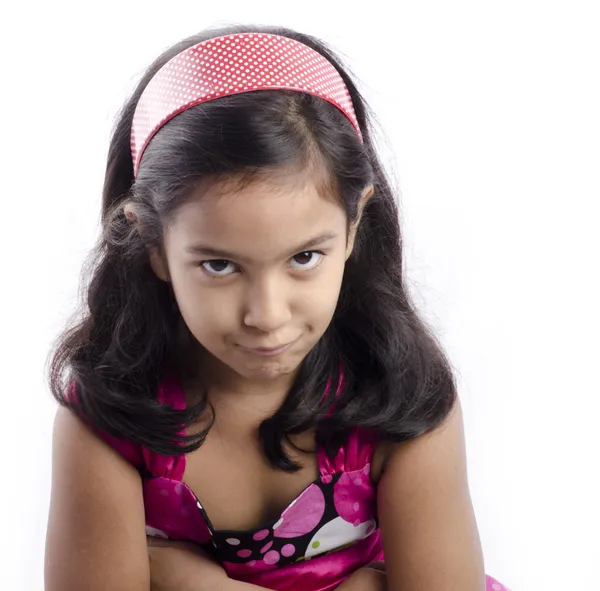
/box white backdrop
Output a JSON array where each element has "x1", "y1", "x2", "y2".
[{"x1": 1, "y1": 1, "x2": 599, "y2": 590}]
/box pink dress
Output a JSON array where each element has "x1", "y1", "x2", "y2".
[{"x1": 81, "y1": 372, "x2": 510, "y2": 591}]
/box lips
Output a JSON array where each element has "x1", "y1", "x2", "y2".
[
  {"x1": 252, "y1": 344, "x2": 290, "y2": 352},
  {"x1": 239, "y1": 338, "x2": 298, "y2": 356}
]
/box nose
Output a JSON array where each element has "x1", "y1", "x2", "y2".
[{"x1": 243, "y1": 274, "x2": 292, "y2": 333}]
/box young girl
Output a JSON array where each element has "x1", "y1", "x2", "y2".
[{"x1": 45, "y1": 24, "x2": 509, "y2": 591}]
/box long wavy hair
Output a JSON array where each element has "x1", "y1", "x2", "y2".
[{"x1": 48, "y1": 23, "x2": 457, "y2": 470}]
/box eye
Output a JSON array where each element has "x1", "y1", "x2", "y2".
[
  {"x1": 200, "y1": 260, "x2": 237, "y2": 277},
  {"x1": 289, "y1": 251, "x2": 325, "y2": 271}
]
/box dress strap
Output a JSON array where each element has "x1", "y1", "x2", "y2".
[
  {"x1": 317, "y1": 427, "x2": 378, "y2": 478},
  {"x1": 157, "y1": 369, "x2": 187, "y2": 410},
  {"x1": 316, "y1": 368, "x2": 379, "y2": 477},
  {"x1": 151, "y1": 370, "x2": 188, "y2": 480}
]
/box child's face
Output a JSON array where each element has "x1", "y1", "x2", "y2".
[{"x1": 154, "y1": 171, "x2": 353, "y2": 387}]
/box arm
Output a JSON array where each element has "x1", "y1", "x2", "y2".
[
  {"x1": 45, "y1": 406, "x2": 151, "y2": 590},
  {"x1": 378, "y1": 398, "x2": 486, "y2": 591},
  {"x1": 146, "y1": 539, "x2": 265, "y2": 591},
  {"x1": 148, "y1": 538, "x2": 386, "y2": 591}
]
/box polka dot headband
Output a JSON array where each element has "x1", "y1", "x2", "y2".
[{"x1": 130, "y1": 33, "x2": 363, "y2": 177}]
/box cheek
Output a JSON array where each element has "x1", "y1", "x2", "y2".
[
  {"x1": 299, "y1": 264, "x2": 345, "y2": 324},
  {"x1": 170, "y1": 274, "x2": 238, "y2": 338}
]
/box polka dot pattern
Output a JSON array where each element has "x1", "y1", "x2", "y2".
[
  {"x1": 131, "y1": 33, "x2": 362, "y2": 176},
  {"x1": 260, "y1": 541, "x2": 273, "y2": 554},
  {"x1": 253, "y1": 528, "x2": 270, "y2": 541},
  {"x1": 263, "y1": 550, "x2": 280, "y2": 565}
]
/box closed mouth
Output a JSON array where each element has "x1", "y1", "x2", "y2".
[{"x1": 239, "y1": 338, "x2": 298, "y2": 355}]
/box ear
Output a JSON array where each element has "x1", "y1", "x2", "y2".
[
  {"x1": 148, "y1": 246, "x2": 171, "y2": 282},
  {"x1": 345, "y1": 184, "x2": 374, "y2": 261},
  {"x1": 124, "y1": 202, "x2": 171, "y2": 283},
  {"x1": 123, "y1": 202, "x2": 138, "y2": 223}
]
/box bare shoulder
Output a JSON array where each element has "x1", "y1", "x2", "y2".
[
  {"x1": 375, "y1": 398, "x2": 486, "y2": 590},
  {"x1": 371, "y1": 397, "x2": 465, "y2": 479},
  {"x1": 45, "y1": 406, "x2": 150, "y2": 591},
  {"x1": 369, "y1": 401, "x2": 462, "y2": 482}
]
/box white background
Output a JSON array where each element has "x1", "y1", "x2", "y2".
[{"x1": 1, "y1": 1, "x2": 599, "y2": 590}]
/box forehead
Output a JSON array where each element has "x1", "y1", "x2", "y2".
[{"x1": 165, "y1": 171, "x2": 347, "y2": 260}]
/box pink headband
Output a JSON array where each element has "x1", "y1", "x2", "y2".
[{"x1": 131, "y1": 33, "x2": 363, "y2": 177}]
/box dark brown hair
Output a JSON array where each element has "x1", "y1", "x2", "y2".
[{"x1": 48, "y1": 23, "x2": 457, "y2": 470}]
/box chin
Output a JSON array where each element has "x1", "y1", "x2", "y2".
[
  {"x1": 241, "y1": 360, "x2": 297, "y2": 381},
  {"x1": 231, "y1": 349, "x2": 307, "y2": 380}
]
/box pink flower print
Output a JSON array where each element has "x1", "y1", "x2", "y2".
[
  {"x1": 333, "y1": 467, "x2": 375, "y2": 526},
  {"x1": 273, "y1": 484, "x2": 325, "y2": 538}
]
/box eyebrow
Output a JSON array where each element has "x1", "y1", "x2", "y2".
[{"x1": 184, "y1": 232, "x2": 339, "y2": 263}]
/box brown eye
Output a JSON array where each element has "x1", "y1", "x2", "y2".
[
  {"x1": 289, "y1": 251, "x2": 324, "y2": 271},
  {"x1": 201, "y1": 260, "x2": 236, "y2": 276}
]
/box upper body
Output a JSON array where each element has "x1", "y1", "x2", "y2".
[
  {"x1": 45, "y1": 23, "x2": 486, "y2": 591},
  {"x1": 47, "y1": 374, "x2": 483, "y2": 591}
]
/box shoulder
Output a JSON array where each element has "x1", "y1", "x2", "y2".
[
  {"x1": 64, "y1": 380, "x2": 147, "y2": 471},
  {"x1": 51, "y1": 405, "x2": 144, "y2": 474},
  {"x1": 381, "y1": 395, "x2": 465, "y2": 474},
  {"x1": 63, "y1": 373, "x2": 187, "y2": 477},
  {"x1": 370, "y1": 399, "x2": 463, "y2": 483}
]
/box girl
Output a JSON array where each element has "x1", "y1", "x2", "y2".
[{"x1": 45, "y1": 24, "x2": 509, "y2": 591}]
